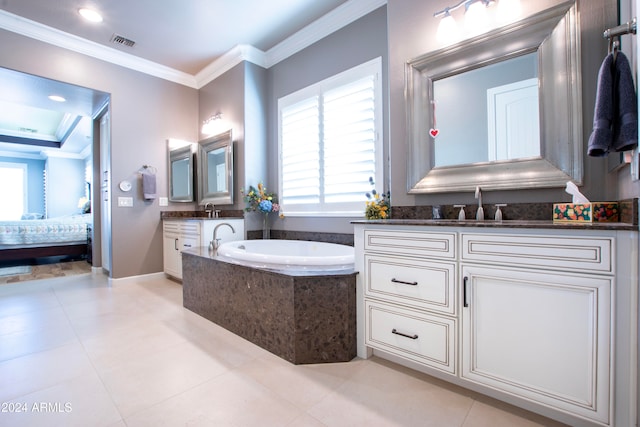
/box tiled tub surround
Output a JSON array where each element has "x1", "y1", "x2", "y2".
[{"x1": 182, "y1": 248, "x2": 357, "y2": 365}]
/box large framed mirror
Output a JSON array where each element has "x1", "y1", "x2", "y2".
[
  {"x1": 197, "y1": 129, "x2": 234, "y2": 205},
  {"x1": 168, "y1": 143, "x2": 195, "y2": 202},
  {"x1": 406, "y1": 1, "x2": 581, "y2": 193}
]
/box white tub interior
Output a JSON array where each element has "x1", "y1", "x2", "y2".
[{"x1": 217, "y1": 239, "x2": 354, "y2": 270}]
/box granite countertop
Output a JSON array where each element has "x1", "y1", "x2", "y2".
[{"x1": 351, "y1": 219, "x2": 638, "y2": 231}]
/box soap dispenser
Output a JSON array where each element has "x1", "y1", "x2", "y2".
[{"x1": 454, "y1": 204, "x2": 466, "y2": 221}]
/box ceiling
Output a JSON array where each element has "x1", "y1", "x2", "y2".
[{"x1": 0, "y1": 0, "x2": 368, "y2": 157}]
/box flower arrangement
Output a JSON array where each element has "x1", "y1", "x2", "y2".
[
  {"x1": 242, "y1": 183, "x2": 282, "y2": 217},
  {"x1": 365, "y1": 177, "x2": 390, "y2": 219}
]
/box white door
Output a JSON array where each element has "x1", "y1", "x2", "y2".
[
  {"x1": 461, "y1": 264, "x2": 611, "y2": 424},
  {"x1": 100, "y1": 112, "x2": 112, "y2": 274},
  {"x1": 487, "y1": 78, "x2": 540, "y2": 161}
]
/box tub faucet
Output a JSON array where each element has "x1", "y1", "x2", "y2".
[
  {"x1": 204, "y1": 203, "x2": 215, "y2": 218},
  {"x1": 475, "y1": 186, "x2": 484, "y2": 221},
  {"x1": 211, "y1": 222, "x2": 235, "y2": 251}
]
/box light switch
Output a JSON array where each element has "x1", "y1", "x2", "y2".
[
  {"x1": 159, "y1": 197, "x2": 168, "y2": 206},
  {"x1": 118, "y1": 197, "x2": 133, "y2": 207}
]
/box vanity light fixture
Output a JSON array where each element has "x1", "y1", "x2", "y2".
[
  {"x1": 78, "y1": 8, "x2": 103, "y2": 23},
  {"x1": 202, "y1": 112, "x2": 223, "y2": 135},
  {"x1": 434, "y1": 0, "x2": 520, "y2": 43}
]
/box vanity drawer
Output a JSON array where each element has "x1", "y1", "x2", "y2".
[
  {"x1": 364, "y1": 229, "x2": 456, "y2": 259},
  {"x1": 365, "y1": 300, "x2": 456, "y2": 375},
  {"x1": 461, "y1": 233, "x2": 613, "y2": 274},
  {"x1": 163, "y1": 220, "x2": 201, "y2": 236},
  {"x1": 364, "y1": 254, "x2": 455, "y2": 315}
]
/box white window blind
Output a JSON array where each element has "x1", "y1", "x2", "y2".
[
  {"x1": 0, "y1": 162, "x2": 27, "y2": 220},
  {"x1": 278, "y1": 57, "x2": 382, "y2": 216}
]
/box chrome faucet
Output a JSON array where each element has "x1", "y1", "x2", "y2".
[
  {"x1": 475, "y1": 186, "x2": 484, "y2": 221},
  {"x1": 204, "y1": 202, "x2": 214, "y2": 218},
  {"x1": 211, "y1": 222, "x2": 235, "y2": 251}
]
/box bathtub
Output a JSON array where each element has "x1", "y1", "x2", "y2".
[{"x1": 216, "y1": 239, "x2": 354, "y2": 271}]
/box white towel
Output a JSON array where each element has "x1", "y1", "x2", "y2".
[{"x1": 142, "y1": 172, "x2": 156, "y2": 200}]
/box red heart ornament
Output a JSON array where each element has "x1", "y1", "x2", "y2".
[{"x1": 429, "y1": 128, "x2": 439, "y2": 138}]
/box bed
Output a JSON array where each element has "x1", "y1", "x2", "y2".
[{"x1": 0, "y1": 214, "x2": 92, "y2": 262}]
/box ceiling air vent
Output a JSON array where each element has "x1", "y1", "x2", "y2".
[{"x1": 110, "y1": 34, "x2": 136, "y2": 48}]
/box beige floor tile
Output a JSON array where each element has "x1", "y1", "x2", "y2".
[
  {"x1": 0, "y1": 288, "x2": 60, "y2": 318},
  {"x1": 285, "y1": 413, "x2": 328, "y2": 427},
  {"x1": 462, "y1": 400, "x2": 569, "y2": 427},
  {"x1": 77, "y1": 316, "x2": 188, "y2": 369},
  {"x1": 0, "y1": 319, "x2": 78, "y2": 362},
  {"x1": 0, "y1": 343, "x2": 95, "y2": 403},
  {"x1": 96, "y1": 340, "x2": 232, "y2": 418},
  {"x1": 0, "y1": 305, "x2": 70, "y2": 336},
  {"x1": 124, "y1": 370, "x2": 303, "y2": 427},
  {"x1": 1, "y1": 372, "x2": 122, "y2": 427},
  {"x1": 307, "y1": 358, "x2": 474, "y2": 427},
  {"x1": 237, "y1": 355, "x2": 367, "y2": 411}
]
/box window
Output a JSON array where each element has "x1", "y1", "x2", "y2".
[
  {"x1": 0, "y1": 162, "x2": 28, "y2": 220},
  {"x1": 278, "y1": 57, "x2": 383, "y2": 216}
]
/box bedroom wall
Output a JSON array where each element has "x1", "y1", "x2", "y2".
[
  {"x1": 0, "y1": 155, "x2": 45, "y2": 216},
  {"x1": 0, "y1": 28, "x2": 198, "y2": 279},
  {"x1": 44, "y1": 156, "x2": 85, "y2": 218}
]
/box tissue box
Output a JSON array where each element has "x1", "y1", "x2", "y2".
[{"x1": 553, "y1": 202, "x2": 619, "y2": 223}]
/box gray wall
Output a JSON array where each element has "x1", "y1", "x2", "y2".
[
  {"x1": 388, "y1": 0, "x2": 624, "y2": 207},
  {"x1": 0, "y1": 28, "x2": 198, "y2": 278},
  {"x1": 266, "y1": 5, "x2": 388, "y2": 234}
]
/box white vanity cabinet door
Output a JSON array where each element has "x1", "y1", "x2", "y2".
[
  {"x1": 460, "y1": 264, "x2": 611, "y2": 425},
  {"x1": 163, "y1": 226, "x2": 180, "y2": 278},
  {"x1": 366, "y1": 300, "x2": 456, "y2": 375}
]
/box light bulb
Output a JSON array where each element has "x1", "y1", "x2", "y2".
[
  {"x1": 78, "y1": 8, "x2": 103, "y2": 23},
  {"x1": 436, "y1": 12, "x2": 460, "y2": 45},
  {"x1": 496, "y1": 0, "x2": 523, "y2": 24},
  {"x1": 465, "y1": 1, "x2": 490, "y2": 36}
]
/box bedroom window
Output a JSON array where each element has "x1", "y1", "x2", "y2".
[
  {"x1": 278, "y1": 57, "x2": 383, "y2": 216},
  {"x1": 0, "y1": 162, "x2": 28, "y2": 220}
]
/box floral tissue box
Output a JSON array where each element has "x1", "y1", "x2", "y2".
[{"x1": 552, "y1": 202, "x2": 619, "y2": 223}]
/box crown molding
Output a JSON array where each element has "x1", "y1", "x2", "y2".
[
  {"x1": 0, "y1": 0, "x2": 387, "y2": 89},
  {"x1": 195, "y1": 45, "x2": 266, "y2": 88},
  {"x1": 0, "y1": 149, "x2": 45, "y2": 160},
  {"x1": 0, "y1": 10, "x2": 198, "y2": 88},
  {"x1": 40, "y1": 149, "x2": 86, "y2": 160},
  {"x1": 264, "y1": 0, "x2": 387, "y2": 68}
]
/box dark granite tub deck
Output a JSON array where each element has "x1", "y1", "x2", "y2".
[{"x1": 182, "y1": 251, "x2": 357, "y2": 365}]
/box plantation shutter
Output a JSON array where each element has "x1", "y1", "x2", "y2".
[
  {"x1": 323, "y1": 75, "x2": 376, "y2": 203},
  {"x1": 278, "y1": 57, "x2": 382, "y2": 215}
]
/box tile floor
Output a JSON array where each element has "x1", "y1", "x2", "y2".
[{"x1": 0, "y1": 272, "x2": 569, "y2": 427}]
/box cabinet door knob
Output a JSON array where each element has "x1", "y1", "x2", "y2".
[
  {"x1": 391, "y1": 278, "x2": 418, "y2": 286},
  {"x1": 392, "y1": 328, "x2": 419, "y2": 340}
]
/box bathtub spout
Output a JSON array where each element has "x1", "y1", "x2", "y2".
[{"x1": 211, "y1": 223, "x2": 236, "y2": 251}]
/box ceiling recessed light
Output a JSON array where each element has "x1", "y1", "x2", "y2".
[
  {"x1": 78, "y1": 8, "x2": 103, "y2": 23},
  {"x1": 48, "y1": 95, "x2": 66, "y2": 102}
]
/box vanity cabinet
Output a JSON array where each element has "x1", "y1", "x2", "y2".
[
  {"x1": 354, "y1": 223, "x2": 637, "y2": 427},
  {"x1": 163, "y1": 220, "x2": 201, "y2": 279},
  {"x1": 163, "y1": 218, "x2": 244, "y2": 280}
]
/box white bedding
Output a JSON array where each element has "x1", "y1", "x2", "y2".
[{"x1": 0, "y1": 214, "x2": 91, "y2": 246}]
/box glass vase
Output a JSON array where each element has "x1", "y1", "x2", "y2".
[{"x1": 262, "y1": 214, "x2": 270, "y2": 240}]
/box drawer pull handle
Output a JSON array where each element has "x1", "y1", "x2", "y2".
[
  {"x1": 392, "y1": 328, "x2": 419, "y2": 340},
  {"x1": 391, "y1": 278, "x2": 418, "y2": 286},
  {"x1": 463, "y1": 276, "x2": 469, "y2": 308}
]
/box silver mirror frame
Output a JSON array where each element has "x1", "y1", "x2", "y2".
[
  {"x1": 168, "y1": 144, "x2": 195, "y2": 203},
  {"x1": 406, "y1": 1, "x2": 582, "y2": 193},
  {"x1": 197, "y1": 129, "x2": 234, "y2": 205}
]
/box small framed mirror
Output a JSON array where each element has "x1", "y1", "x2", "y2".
[
  {"x1": 197, "y1": 129, "x2": 234, "y2": 205},
  {"x1": 168, "y1": 143, "x2": 195, "y2": 202}
]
